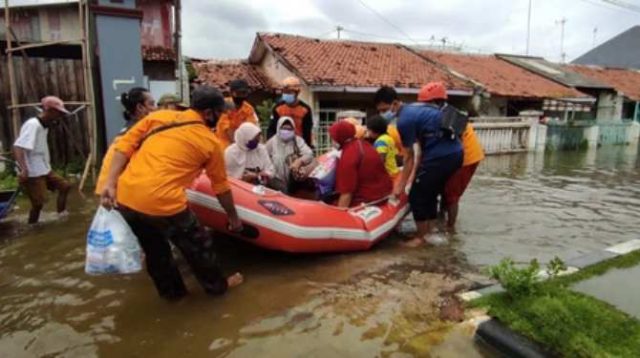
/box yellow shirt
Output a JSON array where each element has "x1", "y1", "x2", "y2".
[
  {"x1": 114, "y1": 109, "x2": 230, "y2": 216},
  {"x1": 215, "y1": 101, "x2": 258, "y2": 150},
  {"x1": 374, "y1": 134, "x2": 400, "y2": 177},
  {"x1": 462, "y1": 124, "x2": 485, "y2": 166},
  {"x1": 387, "y1": 125, "x2": 405, "y2": 156}
]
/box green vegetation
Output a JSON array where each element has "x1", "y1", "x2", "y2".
[
  {"x1": 487, "y1": 258, "x2": 541, "y2": 297},
  {"x1": 52, "y1": 157, "x2": 85, "y2": 178},
  {"x1": 0, "y1": 171, "x2": 18, "y2": 190},
  {"x1": 256, "y1": 99, "x2": 275, "y2": 123},
  {"x1": 256, "y1": 99, "x2": 275, "y2": 134},
  {"x1": 475, "y1": 251, "x2": 640, "y2": 357}
]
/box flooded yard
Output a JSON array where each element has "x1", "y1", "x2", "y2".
[{"x1": 1, "y1": 145, "x2": 639, "y2": 357}]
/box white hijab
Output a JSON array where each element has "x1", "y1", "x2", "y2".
[{"x1": 224, "y1": 122, "x2": 274, "y2": 179}]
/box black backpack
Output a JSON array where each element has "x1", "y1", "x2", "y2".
[{"x1": 440, "y1": 104, "x2": 469, "y2": 140}]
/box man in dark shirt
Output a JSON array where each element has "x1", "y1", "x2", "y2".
[{"x1": 267, "y1": 77, "x2": 314, "y2": 148}]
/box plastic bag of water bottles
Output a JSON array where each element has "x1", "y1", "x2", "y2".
[
  {"x1": 309, "y1": 149, "x2": 340, "y2": 197},
  {"x1": 85, "y1": 207, "x2": 142, "y2": 275}
]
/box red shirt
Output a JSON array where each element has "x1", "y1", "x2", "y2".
[{"x1": 335, "y1": 139, "x2": 392, "y2": 206}]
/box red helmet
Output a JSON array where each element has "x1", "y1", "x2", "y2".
[{"x1": 417, "y1": 82, "x2": 448, "y2": 102}]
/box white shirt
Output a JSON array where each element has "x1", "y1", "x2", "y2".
[{"x1": 13, "y1": 117, "x2": 51, "y2": 177}]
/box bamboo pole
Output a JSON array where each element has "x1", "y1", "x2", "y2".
[
  {"x1": 5, "y1": 39, "x2": 83, "y2": 52},
  {"x1": 4, "y1": 0, "x2": 20, "y2": 140},
  {"x1": 78, "y1": 0, "x2": 97, "y2": 192}
]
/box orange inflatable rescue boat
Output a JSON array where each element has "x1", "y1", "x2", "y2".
[{"x1": 187, "y1": 176, "x2": 410, "y2": 253}]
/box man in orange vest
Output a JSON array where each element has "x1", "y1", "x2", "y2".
[
  {"x1": 101, "y1": 86, "x2": 244, "y2": 300},
  {"x1": 215, "y1": 79, "x2": 259, "y2": 150},
  {"x1": 267, "y1": 77, "x2": 314, "y2": 148}
]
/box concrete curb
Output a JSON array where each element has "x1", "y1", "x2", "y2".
[
  {"x1": 475, "y1": 319, "x2": 550, "y2": 358},
  {"x1": 460, "y1": 239, "x2": 640, "y2": 358},
  {"x1": 457, "y1": 239, "x2": 640, "y2": 303}
]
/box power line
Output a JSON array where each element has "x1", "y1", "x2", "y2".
[
  {"x1": 354, "y1": 0, "x2": 418, "y2": 44},
  {"x1": 556, "y1": 17, "x2": 568, "y2": 63},
  {"x1": 526, "y1": 0, "x2": 532, "y2": 55},
  {"x1": 601, "y1": 0, "x2": 640, "y2": 13},
  {"x1": 577, "y1": 0, "x2": 639, "y2": 14},
  {"x1": 341, "y1": 28, "x2": 409, "y2": 42},
  {"x1": 315, "y1": 29, "x2": 337, "y2": 39}
]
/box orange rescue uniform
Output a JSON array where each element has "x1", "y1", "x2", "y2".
[
  {"x1": 461, "y1": 124, "x2": 484, "y2": 166},
  {"x1": 95, "y1": 110, "x2": 179, "y2": 195},
  {"x1": 114, "y1": 109, "x2": 230, "y2": 216},
  {"x1": 215, "y1": 101, "x2": 258, "y2": 150}
]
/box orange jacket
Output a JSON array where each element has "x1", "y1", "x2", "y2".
[
  {"x1": 215, "y1": 101, "x2": 258, "y2": 150},
  {"x1": 114, "y1": 109, "x2": 230, "y2": 216}
]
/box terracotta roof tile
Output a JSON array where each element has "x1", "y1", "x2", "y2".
[
  {"x1": 568, "y1": 65, "x2": 640, "y2": 101},
  {"x1": 142, "y1": 46, "x2": 175, "y2": 62},
  {"x1": 195, "y1": 60, "x2": 275, "y2": 92},
  {"x1": 260, "y1": 33, "x2": 472, "y2": 91},
  {"x1": 421, "y1": 50, "x2": 588, "y2": 99}
]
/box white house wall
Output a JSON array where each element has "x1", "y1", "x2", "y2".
[{"x1": 596, "y1": 92, "x2": 624, "y2": 121}]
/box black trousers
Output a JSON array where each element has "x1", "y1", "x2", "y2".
[
  {"x1": 118, "y1": 207, "x2": 228, "y2": 300},
  {"x1": 409, "y1": 152, "x2": 463, "y2": 221}
]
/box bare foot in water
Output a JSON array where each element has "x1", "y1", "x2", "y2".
[
  {"x1": 402, "y1": 237, "x2": 425, "y2": 248},
  {"x1": 227, "y1": 273, "x2": 244, "y2": 288}
]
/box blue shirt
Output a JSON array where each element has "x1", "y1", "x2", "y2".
[{"x1": 397, "y1": 103, "x2": 463, "y2": 165}]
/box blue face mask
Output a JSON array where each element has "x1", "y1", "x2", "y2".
[
  {"x1": 282, "y1": 93, "x2": 296, "y2": 105},
  {"x1": 381, "y1": 110, "x2": 396, "y2": 122}
]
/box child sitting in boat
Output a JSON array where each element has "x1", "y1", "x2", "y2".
[
  {"x1": 266, "y1": 116, "x2": 315, "y2": 194},
  {"x1": 366, "y1": 115, "x2": 401, "y2": 180},
  {"x1": 225, "y1": 122, "x2": 275, "y2": 187},
  {"x1": 329, "y1": 121, "x2": 392, "y2": 208}
]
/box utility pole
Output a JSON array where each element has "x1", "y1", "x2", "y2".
[
  {"x1": 336, "y1": 25, "x2": 344, "y2": 39},
  {"x1": 556, "y1": 17, "x2": 567, "y2": 63},
  {"x1": 592, "y1": 26, "x2": 598, "y2": 48},
  {"x1": 526, "y1": 0, "x2": 532, "y2": 55}
]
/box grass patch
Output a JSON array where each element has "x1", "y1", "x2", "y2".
[{"x1": 473, "y1": 251, "x2": 640, "y2": 357}]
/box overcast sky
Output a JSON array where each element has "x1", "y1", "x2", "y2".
[
  {"x1": 180, "y1": 0, "x2": 640, "y2": 63},
  {"x1": 9, "y1": 0, "x2": 639, "y2": 62}
]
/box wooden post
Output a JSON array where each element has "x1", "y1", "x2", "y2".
[
  {"x1": 78, "y1": 0, "x2": 97, "y2": 191},
  {"x1": 174, "y1": 0, "x2": 183, "y2": 101},
  {"x1": 4, "y1": 0, "x2": 20, "y2": 140}
]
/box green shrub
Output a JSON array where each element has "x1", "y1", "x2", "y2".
[
  {"x1": 546, "y1": 256, "x2": 568, "y2": 278},
  {"x1": 488, "y1": 258, "x2": 541, "y2": 298}
]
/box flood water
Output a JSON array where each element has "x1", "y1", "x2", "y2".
[
  {"x1": 573, "y1": 265, "x2": 640, "y2": 320},
  {"x1": 2, "y1": 145, "x2": 640, "y2": 357}
]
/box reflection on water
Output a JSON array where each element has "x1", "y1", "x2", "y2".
[
  {"x1": 1, "y1": 145, "x2": 639, "y2": 356},
  {"x1": 460, "y1": 145, "x2": 640, "y2": 266}
]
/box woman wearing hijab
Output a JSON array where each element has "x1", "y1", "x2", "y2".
[
  {"x1": 266, "y1": 116, "x2": 315, "y2": 193},
  {"x1": 225, "y1": 122, "x2": 275, "y2": 185},
  {"x1": 329, "y1": 121, "x2": 392, "y2": 208}
]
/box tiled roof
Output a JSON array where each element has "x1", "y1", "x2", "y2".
[
  {"x1": 258, "y1": 33, "x2": 472, "y2": 91},
  {"x1": 142, "y1": 46, "x2": 175, "y2": 62},
  {"x1": 421, "y1": 50, "x2": 589, "y2": 99},
  {"x1": 195, "y1": 60, "x2": 275, "y2": 92},
  {"x1": 568, "y1": 65, "x2": 640, "y2": 101}
]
